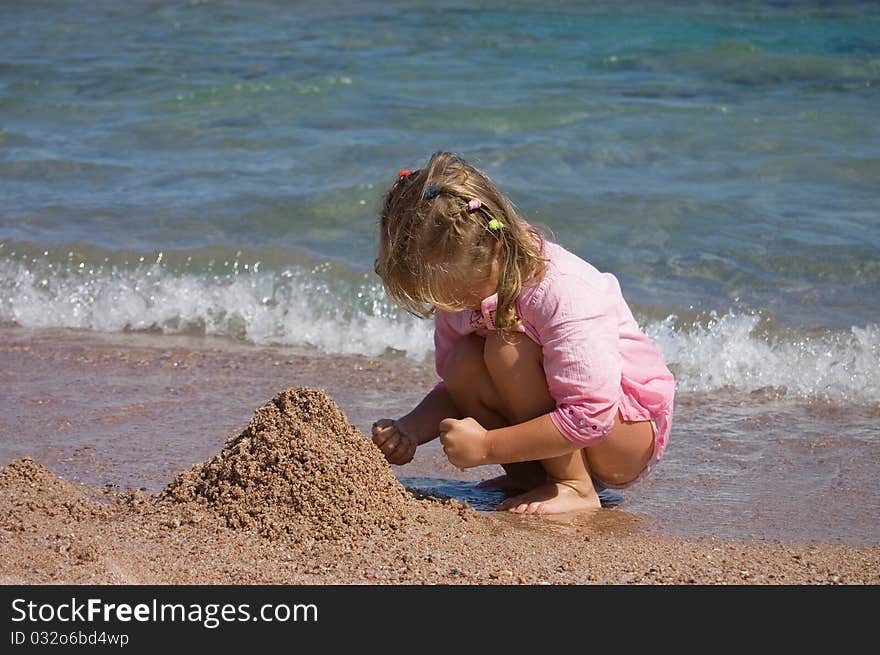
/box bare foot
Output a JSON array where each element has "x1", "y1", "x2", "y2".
[{"x1": 496, "y1": 480, "x2": 601, "y2": 514}]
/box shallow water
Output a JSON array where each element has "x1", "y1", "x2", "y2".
[{"x1": 1, "y1": 327, "x2": 877, "y2": 546}]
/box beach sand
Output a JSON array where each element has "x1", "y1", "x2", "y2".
[{"x1": 1, "y1": 326, "x2": 877, "y2": 585}]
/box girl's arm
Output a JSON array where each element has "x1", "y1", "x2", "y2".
[
  {"x1": 484, "y1": 413, "x2": 576, "y2": 463},
  {"x1": 372, "y1": 385, "x2": 461, "y2": 465},
  {"x1": 396, "y1": 385, "x2": 461, "y2": 445},
  {"x1": 531, "y1": 272, "x2": 622, "y2": 444},
  {"x1": 439, "y1": 413, "x2": 578, "y2": 469},
  {"x1": 373, "y1": 309, "x2": 464, "y2": 463},
  {"x1": 395, "y1": 307, "x2": 464, "y2": 445}
]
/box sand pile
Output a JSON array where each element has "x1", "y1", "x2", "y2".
[
  {"x1": 0, "y1": 459, "x2": 111, "y2": 572},
  {"x1": 1, "y1": 409, "x2": 877, "y2": 585},
  {"x1": 162, "y1": 387, "x2": 419, "y2": 541},
  {"x1": 0, "y1": 458, "x2": 112, "y2": 531}
]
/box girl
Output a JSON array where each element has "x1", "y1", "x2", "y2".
[{"x1": 372, "y1": 152, "x2": 675, "y2": 514}]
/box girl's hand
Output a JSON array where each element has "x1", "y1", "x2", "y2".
[
  {"x1": 371, "y1": 419, "x2": 417, "y2": 465},
  {"x1": 438, "y1": 417, "x2": 489, "y2": 469}
]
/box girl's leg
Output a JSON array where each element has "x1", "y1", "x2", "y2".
[
  {"x1": 481, "y1": 332, "x2": 600, "y2": 513},
  {"x1": 441, "y1": 334, "x2": 546, "y2": 492},
  {"x1": 496, "y1": 450, "x2": 601, "y2": 513},
  {"x1": 483, "y1": 332, "x2": 654, "y2": 514},
  {"x1": 584, "y1": 413, "x2": 655, "y2": 489},
  {"x1": 496, "y1": 413, "x2": 655, "y2": 513}
]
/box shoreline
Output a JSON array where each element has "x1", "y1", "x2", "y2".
[
  {"x1": 0, "y1": 325, "x2": 878, "y2": 585},
  {"x1": 1, "y1": 455, "x2": 877, "y2": 585}
]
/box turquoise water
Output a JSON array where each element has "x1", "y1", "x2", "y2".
[{"x1": 1, "y1": 0, "x2": 879, "y2": 402}]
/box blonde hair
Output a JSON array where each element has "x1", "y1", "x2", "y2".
[{"x1": 375, "y1": 151, "x2": 546, "y2": 335}]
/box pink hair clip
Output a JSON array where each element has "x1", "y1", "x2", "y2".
[
  {"x1": 467, "y1": 198, "x2": 482, "y2": 211},
  {"x1": 398, "y1": 169, "x2": 412, "y2": 178}
]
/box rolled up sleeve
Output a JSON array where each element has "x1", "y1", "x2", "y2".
[{"x1": 531, "y1": 274, "x2": 622, "y2": 446}]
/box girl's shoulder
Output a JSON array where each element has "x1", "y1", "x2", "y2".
[{"x1": 521, "y1": 240, "x2": 610, "y2": 307}]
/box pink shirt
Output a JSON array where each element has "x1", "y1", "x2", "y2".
[{"x1": 434, "y1": 240, "x2": 675, "y2": 461}]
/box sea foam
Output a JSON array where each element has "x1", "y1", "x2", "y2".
[{"x1": 2, "y1": 254, "x2": 877, "y2": 404}]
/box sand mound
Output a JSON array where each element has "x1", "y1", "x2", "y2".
[
  {"x1": 0, "y1": 458, "x2": 112, "y2": 531},
  {"x1": 162, "y1": 387, "x2": 418, "y2": 541}
]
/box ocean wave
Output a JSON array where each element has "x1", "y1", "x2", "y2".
[
  {"x1": 646, "y1": 312, "x2": 879, "y2": 404},
  {"x1": 0, "y1": 252, "x2": 433, "y2": 359},
  {"x1": 1, "y1": 254, "x2": 877, "y2": 403}
]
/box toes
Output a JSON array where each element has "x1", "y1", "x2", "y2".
[
  {"x1": 496, "y1": 497, "x2": 519, "y2": 511},
  {"x1": 511, "y1": 501, "x2": 543, "y2": 514}
]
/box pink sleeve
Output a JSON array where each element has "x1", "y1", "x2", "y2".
[{"x1": 531, "y1": 274, "x2": 621, "y2": 446}]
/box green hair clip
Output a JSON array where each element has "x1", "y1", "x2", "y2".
[{"x1": 487, "y1": 218, "x2": 504, "y2": 232}]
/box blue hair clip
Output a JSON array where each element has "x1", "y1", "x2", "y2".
[{"x1": 425, "y1": 185, "x2": 439, "y2": 199}]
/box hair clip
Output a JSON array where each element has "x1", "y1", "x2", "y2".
[
  {"x1": 467, "y1": 198, "x2": 482, "y2": 212},
  {"x1": 398, "y1": 169, "x2": 411, "y2": 178},
  {"x1": 487, "y1": 218, "x2": 504, "y2": 231},
  {"x1": 425, "y1": 185, "x2": 439, "y2": 199}
]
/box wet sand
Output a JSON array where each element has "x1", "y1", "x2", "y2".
[{"x1": 1, "y1": 326, "x2": 878, "y2": 584}]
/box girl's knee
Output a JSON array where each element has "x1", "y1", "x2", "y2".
[
  {"x1": 589, "y1": 465, "x2": 637, "y2": 488},
  {"x1": 441, "y1": 334, "x2": 487, "y2": 392},
  {"x1": 483, "y1": 332, "x2": 554, "y2": 423},
  {"x1": 584, "y1": 416, "x2": 655, "y2": 487},
  {"x1": 483, "y1": 331, "x2": 541, "y2": 371}
]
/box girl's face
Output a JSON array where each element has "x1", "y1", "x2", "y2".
[{"x1": 434, "y1": 242, "x2": 501, "y2": 312}]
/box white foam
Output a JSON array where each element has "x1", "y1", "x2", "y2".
[
  {"x1": 0, "y1": 256, "x2": 435, "y2": 360},
  {"x1": 645, "y1": 312, "x2": 880, "y2": 404},
  {"x1": 2, "y1": 256, "x2": 878, "y2": 403}
]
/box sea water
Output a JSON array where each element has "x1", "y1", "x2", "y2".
[{"x1": 1, "y1": 1, "x2": 878, "y2": 543}]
